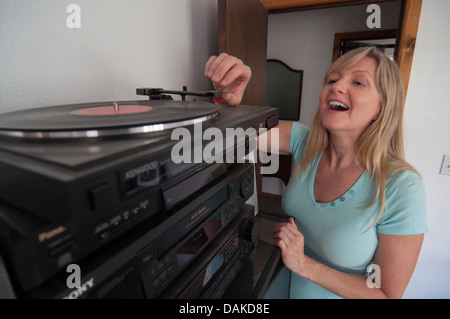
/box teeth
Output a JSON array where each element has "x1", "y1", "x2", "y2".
[{"x1": 329, "y1": 101, "x2": 349, "y2": 111}]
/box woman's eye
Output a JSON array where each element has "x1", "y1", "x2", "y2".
[
  {"x1": 353, "y1": 81, "x2": 366, "y2": 87},
  {"x1": 327, "y1": 79, "x2": 337, "y2": 84}
]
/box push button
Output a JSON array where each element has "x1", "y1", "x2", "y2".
[
  {"x1": 89, "y1": 182, "x2": 113, "y2": 211},
  {"x1": 137, "y1": 243, "x2": 157, "y2": 270}
]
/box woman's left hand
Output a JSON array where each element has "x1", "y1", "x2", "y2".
[{"x1": 273, "y1": 217, "x2": 308, "y2": 277}]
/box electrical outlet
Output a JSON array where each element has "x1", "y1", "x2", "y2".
[{"x1": 440, "y1": 154, "x2": 450, "y2": 175}]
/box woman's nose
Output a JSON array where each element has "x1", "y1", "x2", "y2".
[{"x1": 331, "y1": 80, "x2": 347, "y2": 94}]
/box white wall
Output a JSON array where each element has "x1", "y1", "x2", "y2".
[
  {"x1": 401, "y1": 0, "x2": 450, "y2": 298},
  {"x1": 0, "y1": 0, "x2": 218, "y2": 113},
  {"x1": 268, "y1": 0, "x2": 450, "y2": 298}
]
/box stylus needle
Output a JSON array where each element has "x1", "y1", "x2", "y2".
[{"x1": 113, "y1": 101, "x2": 120, "y2": 112}]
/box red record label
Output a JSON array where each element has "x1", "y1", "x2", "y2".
[{"x1": 73, "y1": 105, "x2": 152, "y2": 116}]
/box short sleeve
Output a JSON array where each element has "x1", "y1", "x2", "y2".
[
  {"x1": 376, "y1": 170, "x2": 428, "y2": 235},
  {"x1": 290, "y1": 122, "x2": 310, "y2": 163}
]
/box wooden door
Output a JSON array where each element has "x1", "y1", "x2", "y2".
[
  {"x1": 219, "y1": 0, "x2": 421, "y2": 100},
  {"x1": 218, "y1": 0, "x2": 268, "y2": 106}
]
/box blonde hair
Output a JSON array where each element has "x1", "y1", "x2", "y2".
[{"x1": 297, "y1": 47, "x2": 419, "y2": 228}]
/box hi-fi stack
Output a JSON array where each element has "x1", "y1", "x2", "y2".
[{"x1": 0, "y1": 88, "x2": 278, "y2": 298}]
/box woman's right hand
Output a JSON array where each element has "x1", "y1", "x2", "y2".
[{"x1": 204, "y1": 53, "x2": 251, "y2": 106}]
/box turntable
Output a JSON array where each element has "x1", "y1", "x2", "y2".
[
  {"x1": 0, "y1": 88, "x2": 224, "y2": 139},
  {"x1": 0, "y1": 87, "x2": 279, "y2": 295}
]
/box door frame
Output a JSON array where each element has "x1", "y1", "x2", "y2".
[
  {"x1": 220, "y1": 0, "x2": 422, "y2": 96},
  {"x1": 260, "y1": 0, "x2": 422, "y2": 93}
]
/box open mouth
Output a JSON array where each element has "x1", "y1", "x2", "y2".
[{"x1": 328, "y1": 100, "x2": 349, "y2": 111}]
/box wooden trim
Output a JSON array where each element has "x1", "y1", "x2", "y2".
[
  {"x1": 260, "y1": 0, "x2": 393, "y2": 12},
  {"x1": 396, "y1": 0, "x2": 422, "y2": 94}
]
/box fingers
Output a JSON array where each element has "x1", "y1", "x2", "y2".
[
  {"x1": 204, "y1": 55, "x2": 218, "y2": 78},
  {"x1": 274, "y1": 218, "x2": 297, "y2": 237},
  {"x1": 273, "y1": 218, "x2": 302, "y2": 251},
  {"x1": 205, "y1": 53, "x2": 241, "y2": 81},
  {"x1": 219, "y1": 63, "x2": 250, "y2": 88},
  {"x1": 205, "y1": 53, "x2": 251, "y2": 92}
]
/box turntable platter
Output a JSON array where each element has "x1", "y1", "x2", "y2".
[{"x1": 0, "y1": 100, "x2": 220, "y2": 139}]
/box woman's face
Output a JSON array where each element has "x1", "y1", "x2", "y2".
[{"x1": 319, "y1": 57, "x2": 381, "y2": 139}]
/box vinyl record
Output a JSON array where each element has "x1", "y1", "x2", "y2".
[{"x1": 0, "y1": 100, "x2": 220, "y2": 139}]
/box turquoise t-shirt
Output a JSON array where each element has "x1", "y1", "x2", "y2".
[{"x1": 266, "y1": 122, "x2": 428, "y2": 299}]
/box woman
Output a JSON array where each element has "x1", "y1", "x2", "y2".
[{"x1": 205, "y1": 47, "x2": 427, "y2": 299}]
